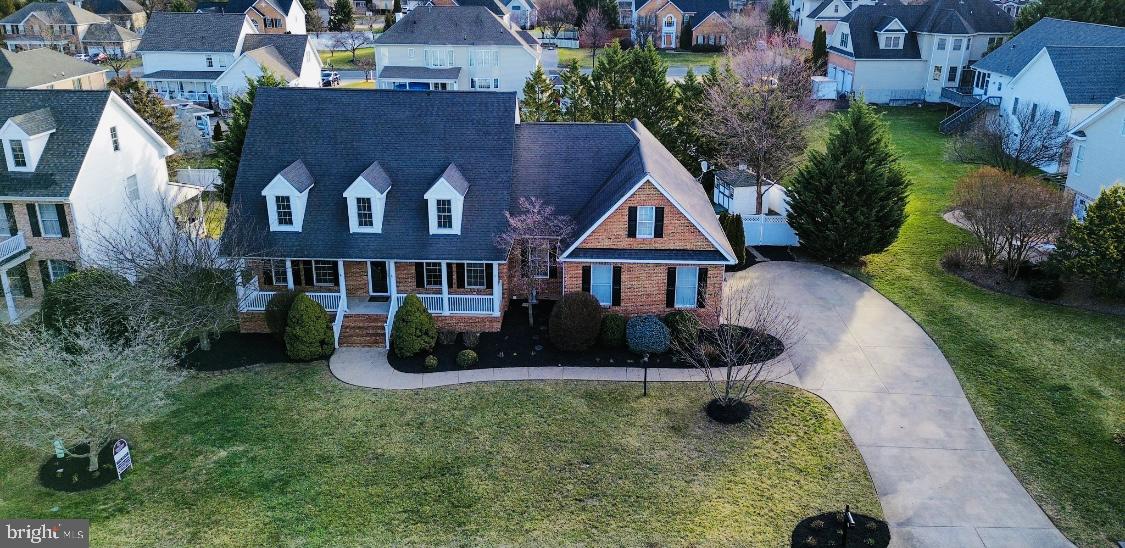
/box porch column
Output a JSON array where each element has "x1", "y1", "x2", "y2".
[
  {"x1": 1, "y1": 268, "x2": 17, "y2": 324},
  {"x1": 439, "y1": 260, "x2": 449, "y2": 315},
  {"x1": 337, "y1": 260, "x2": 346, "y2": 311},
  {"x1": 492, "y1": 261, "x2": 501, "y2": 316},
  {"x1": 387, "y1": 260, "x2": 397, "y2": 302},
  {"x1": 285, "y1": 259, "x2": 294, "y2": 290}
]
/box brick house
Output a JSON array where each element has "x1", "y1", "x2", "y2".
[
  {"x1": 634, "y1": 0, "x2": 731, "y2": 49},
  {"x1": 0, "y1": 89, "x2": 181, "y2": 324},
  {"x1": 196, "y1": 0, "x2": 308, "y2": 34},
  {"x1": 228, "y1": 89, "x2": 736, "y2": 347}
]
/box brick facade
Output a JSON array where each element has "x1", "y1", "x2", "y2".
[
  {"x1": 245, "y1": 0, "x2": 291, "y2": 33},
  {"x1": 577, "y1": 182, "x2": 716, "y2": 251},
  {"x1": 635, "y1": 1, "x2": 730, "y2": 49},
  {"x1": 562, "y1": 262, "x2": 722, "y2": 327},
  {"x1": 692, "y1": 15, "x2": 732, "y2": 46},
  {"x1": 1, "y1": 201, "x2": 81, "y2": 312}
]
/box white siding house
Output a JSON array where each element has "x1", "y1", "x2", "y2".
[{"x1": 1066, "y1": 97, "x2": 1125, "y2": 218}]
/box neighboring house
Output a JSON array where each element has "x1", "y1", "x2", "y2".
[
  {"x1": 502, "y1": 0, "x2": 535, "y2": 29},
  {"x1": 0, "y1": 48, "x2": 108, "y2": 90},
  {"x1": 0, "y1": 2, "x2": 140, "y2": 56},
  {"x1": 228, "y1": 88, "x2": 736, "y2": 348},
  {"x1": 196, "y1": 0, "x2": 308, "y2": 34},
  {"x1": 372, "y1": 6, "x2": 540, "y2": 94},
  {"x1": 618, "y1": 0, "x2": 633, "y2": 27},
  {"x1": 796, "y1": 0, "x2": 895, "y2": 46},
  {"x1": 1065, "y1": 96, "x2": 1125, "y2": 218},
  {"x1": 992, "y1": 0, "x2": 1029, "y2": 18},
  {"x1": 451, "y1": 0, "x2": 508, "y2": 16},
  {"x1": 0, "y1": 89, "x2": 178, "y2": 324},
  {"x1": 634, "y1": 0, "x2": 731, "y2": 49},
  {"x1": 709, "y1": 167, "x2": 800, "y2": 246},
  {"x1": 137, "y1": 12, "x2": 322, "y2": 108},
  {"x1": 67, "y1": 0, "x2": 148, "y2": 32}
]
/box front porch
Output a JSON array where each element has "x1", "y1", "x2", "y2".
[{"x1": 0, "y1": 232, "x2": 32, "y2": 324}]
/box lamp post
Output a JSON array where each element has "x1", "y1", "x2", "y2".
[
  {"x1": 841, "y1": 504, "x2": 855, "y2": 546},
  {"x1": 642, "y1": 353, "x2": 649, "y2": 396}
]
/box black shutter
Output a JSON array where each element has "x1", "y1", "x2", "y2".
[
  {"x1": 3, "y1": 204, "x2": 15, "y2": 235},
  {"x1": 38, "y1": 260, "x2": 51, "y2": 290},
  {"x1": 654, "y1": 207, "x2": 664, "y2": 238},
  {"x1": 485, "y1": 263, "x2": 493, "y2": 289},
  {"x1": 456, "y1": 263, "x2": 466, "y2": 289},
  {"x1": 627, "y1": 206, "x2": 637, "y2": 237},
  {"x1": 447, "y1": 263, "x2": 456, "y2": 288},
  {"x1": 665, "y1": 267, "x2": 676, "y2": 308},
  {"x1": 55, "y1": 204, "x2": 69, "y2": 237},
  {"x1": 612, "y1": 266, "x2": 622, "y2": 306},
  {"x1": 697, "y1": 267, "x2": 708, "y2": 308},
  {"x1": 548, "y1": 246, "x2": 558, "y2": 279},
  {"x1": 581, "y1": 265, "x2": 591, "y2": 293},
  {"x1": 17, "y1": 265, "x2": 31, "y2": 296},
  {"x1": 415, "y1": 262, "x2": 425, "y2": 288},
  {"x1": 301, "y1": 261, "x2": 314, "y2": 287},
  {"x1": 26, "y1": 204, "x2": 40, "y2": 237},
  {"x1": 262, "y1": 262, "x2": 274, "y2": 286}
]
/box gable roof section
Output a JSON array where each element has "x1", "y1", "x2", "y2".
[
  {"x1": 0, "y1": 90, "x2": 110, "y2": 198},
  {"x1": 277, "y1": 159, "x2": 314, "y2": 191},
  {"x1": 1043, "y1": 46, "x2": 1125, "y2": 106},
  {"x1": 82, "y1": 21, "x2": 141, "y2": 43},
  {"x1": 692, "y1": 10, "x2": 732, "y2": 30},
  {"x1": 435, "y1": 164, "x2": 470, "y2": 195},
  {"x1": 1068, "y1": 95, "x2": 1125, "y2": 136},
  {"x1": 974, "y1": 18, "x2": 1125, "y2": 77},
  {"x1": 8, "y1": 107, "x2": 56, "y2": 135},
  {"x1": 834, "y1": 0, "x2": 1010, "y2": 60},
  {"x1": 0, "y1": 48, "x2": 105, "y2": 88},
  {"x1": 138, "y1": 12, "x2": 248, "y2": 53},
  {"x1": 374, "y1": 6, "x2": 525, "y2": 46},
  {"x1": 0, "y1": 2, "x2": 107, "y2": 25},
  {"x1": 452, "y1": 0, "x2": 508, "y2": 16},
  {"x1": 81, "y1": 0, "x2": 145, "y2": 15},
  {"x1": 356, "y1": 161, "x2": 391, "y2": 193},
  {"x1": 807, "y1": 0, "x2": 843, "y2": 19},
  {"x1": 197, "y1": 0, "x2": 297, "y2": 14},
  {"x1": 241, "y1": 33, "x2": 310, "y2": 76}
]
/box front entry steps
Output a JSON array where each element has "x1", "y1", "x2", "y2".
[{"x1": 338, "y1": 314, "x2": 387, "y2": 347}]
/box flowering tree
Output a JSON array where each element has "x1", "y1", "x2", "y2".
[
  {"x1": 494, "y1": 197, "x2": 576, "y2": 325},
  {"x1": 538, "y1": 0, "x2": 577, "y2": 42},
  {"x1": 579, "y1": 8, "x2": 612, "y2": 64}
]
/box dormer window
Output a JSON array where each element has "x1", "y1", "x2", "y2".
[
  {"x1": 840, "y1": 32, "x2": 850, "y2": 48},
  {"x1": 2, "y1": 108, "x2": 57, "y2": 172},
  {"x1": 881, "y1": 34, "x2": 903, "y2": 48},
  {"x1": 275, "y1": 196, "x2": 293, "y2": 225},
  {"x1": 261, "y1": 160, "x2": 313, "y2": 232},
  {"x1": 356, "y1": 197, "x2": 374, "y2": 227},
  {"x1": 9, "y1": 140, "x2": 26, "y2": 167},
  {"x1": 344, "y1": 161, "x2": 390, "y2": 233},
  {"x1": 424, "y1": 164, "x2": 469, "y2": 235},
  {"x1": 436, "y1": 199, "x2": 453, "y2": 229}
]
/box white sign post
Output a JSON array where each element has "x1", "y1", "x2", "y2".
[{"x1": 112, "y1": 439, "x2": 133, "y2": 480}]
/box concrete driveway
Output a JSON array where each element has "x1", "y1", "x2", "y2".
[{"x1": 733, "y1": 262, "x2": 1071, "y2": 548}]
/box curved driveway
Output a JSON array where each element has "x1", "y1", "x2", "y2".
[{"x1": 330, "y1": 261, "x2": 1071, "y2": 547}]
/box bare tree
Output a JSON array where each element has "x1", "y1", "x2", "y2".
[
  {"x1": 0, "y1": 320, "x2": 184, "y2": 473},
  {"x1": 537, "y1": 0, "x2": 577, "y2": 42},
  {"x1": 579, "y1": 8, "x2": 611, "y2": 64},
  {"x1": 103, "y1": 55, "x2": 133, "y2": 78},
  {"x1": 340, "y1": 30, "x2": 372, "y2": 62},
  {"x1": 726, "y1": 4, "x2": 770, "y2": 48},
  {"x1": 947, "y1": 104, "x2": 1069, "y2": 176},
  {"x1": 703, "y1": 35, "x2": 815, "y2": 213},
  {"x1": 354, "y1": 56, "x2": 376, "y2": 81},
  {"x1": 493, "y1": 197, "x2": 576, "y2": 326},
  {"x1": 671, "y1": 285, "x2": 803, "y2": 423},
  {"x1": 952, "y1": 167, "x2": 1071, "y2": 280}
]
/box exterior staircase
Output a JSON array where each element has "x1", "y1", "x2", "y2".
[
  {"x1": 338, "y1": 314, "x2": 388, "y2": 347},
  {"x1": 939, "y1": 96, "x2": 1000, "y2": 134}
]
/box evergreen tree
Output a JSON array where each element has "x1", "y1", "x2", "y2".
[
  {"x1": 679, "y1": 16, "x2": 693, "y2": 50},
  {"x1": 588, "y1": 41, "x2": 630, "y2": 122},
  {"x1": 1014, "y1": 0, "x2": 1123, "y2": 33},
  {"x1": 625, "y1": 40, "x2": 676, "y2": 142},
  {"x1": 575, "y1": 0, "x2": 618, "y2": 27},
  {"x1": 393, "y1": 0, "x2": 401, "y2": 11},
  {"x1": 520, "y1": 65, "x2": 562, "y2": 122},
  {"x1": 384, "y1": 11, "x2": 395, "y2": 29},
  {"x1": 672, "y1": 68, "x2": 713, "y2": 172},
  {"x1": 108, "y1": 76, "x2": 180, "y2": 150},
  {"x1": 211, "y1": 121, "x2": 224, "y2": 141},
  {"x1": 767, "y1": 0, "x2": 793, "y2": 31},
  {"x1": 302, "y1": 0, "x2": 325, "y2": 32},
  {"x1": 787, "y1": 101, "x2": 910, "y2": 264},
  {"x1": 559, "y1": 60, "x2": 591, "y2": 121},
  {"x1": 328, "y1": 0, "x2": 354, "y2": 31},
  {"x1": 811, "y1": 26, "x2": 827, "y2": 75},
  {"x1": 1053, "y1": 186, "x2": 1125, "y2": 296},
  {"x1": 214, "y1": 72, "x2": 288, "y2": 205},
  {"x1": 169, "y1": 0, "x2": 191, "y2": 11},
  {"x1": 0, "y1": 0, "x2": 17, "y2": 18}
]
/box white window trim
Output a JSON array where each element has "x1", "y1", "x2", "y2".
[
  {"x1": 674, "y1": 267, "x2": 698, "y2": 308},
  {"x1": 269, "y1": 259, "x2": 288, "y2": 285},
  {"x1": 355, "y1": 196, "x2": 375, "y2": 228},
  {"x1": 312, "y1": 260, "x2": 336, "y2": 286},
  {"x1": 636, "y1": 205, "x2": 656, "y2": 238},
  {"x1": 529, "y1": 242, "x2": 551, "y2": 279},
  {"x1": 423, "y1": 262, "x2": 443, "y2": 288},
  {"x1": 46, "y1": 259, "x2": 74, "y2": 282},
  {"x1": 465, "y1": 262, "x2": 486, "y2": 289},
  {"x1": 1072, "y1": 144, "x2": 1085, "y2": 174},
  {"x1": 110, "y1": 126, "x2": 120, "y2": 151},
  {"x1": 274, "y1": 195, "x2": 294, "y2": 226},
  {"x1": 590, "y1": 264, "x2": 613, "y2": 306},
  {"x1": 436, "y1": 199, "x2": 454, "y2": 229},
  {"x1": 37, "y1": 203, "x2": 63, "y2": 238}
]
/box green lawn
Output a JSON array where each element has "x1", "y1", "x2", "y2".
[
  {"x1": 557, "y1": 48, "x2": 722, "y2": 69},
  {"x1": 319, "y1": 47, "x2": 375, "y2": 70},
  {"x1": 0, "y1": 365, "x2": 880, "y2": 545},
  {"x1": 863, "y1": 107, "x2": 1125, "y2": 547},
  {"x1": 342, "y1": 80, "x2": 376, "y2": 89}
]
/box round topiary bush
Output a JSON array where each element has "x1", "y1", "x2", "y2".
[
  {"x1": 456, "y1": 349, "x2": 478, "y2": 368},
  {"x1": 265, "y1": 290, "x2": 301, "y2": 341},
  {"x1": 626, "y1": 314, "x2": 670, "y2": 355},
  {"x1": 40, "y1": 268, "x2": 131, "y2": 335},
  {"x1": 283, "y1": 293, "x2": 335, "y2": 361},
  {"x1": 548, "y1": 292, "x2": 603, "y2": 351},
  {"x1": 391, "y1": 294, "x2": 437, "y2": 358},
  {"x1": 424, "y1": 355, "x2": 438, "y2": 369},
  {"x1": 664, "y1": 310, "x2": 702, "y2": 347},
  {"x1": 462, "y1": 331, "x2": 481, "y2": 348},
  {"x1": 599, "y1": 313, "x2": 626, "y2": 348}
]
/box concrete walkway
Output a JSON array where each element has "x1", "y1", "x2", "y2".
[{"x1": 329, "y1": 262, "x2": 1071, "y2": 548}]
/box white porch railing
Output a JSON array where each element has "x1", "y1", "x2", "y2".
[
  {"x1": 237, "y1": 278, "x2": 343, "y2": 313},
  {"x1": 332, "y1": 305, "x2": 346, "y2": 348},
  {"x1": 383, "y1": 295, "x2": 400, "y2": 349},
  {"x1": 0, "y1": 233, "x2": 27, "y2": 264},
  {"x1": 393, "y1": 294, "x2": 497, "y2": 315}
]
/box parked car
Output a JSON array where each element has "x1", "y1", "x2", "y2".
[
  {"x1": 90, "y1": 52, "x2": 108, "y2": 64},
  {"x1": 321, "y1": 71, "x2": 340, "y2": 87},
  {"x1": 74, "y1": 53, "x2": 91, "y2": 62}
]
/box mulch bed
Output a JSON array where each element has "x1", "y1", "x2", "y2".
[
  {"x1": 38, "y1": 441, "x2": 121, "y2": 492},
  {"x1": 754, "y1": 246, "x2": 797, "y2": 262},
  {"x1": 947, "y1": 265, "x2": 1123, "y2": 317},
  {"x1": 181, "y1": 332, "x2": 289, "y2": 371},
  {"x1": 705, "y1": 399, "x2": 753, "y2": 424},
  {"x1": 388, "y1": 300, "x2": 786, "y2": 374},
  {"x1": 791, "y1": 511, "x2": 890, "y2": 548}
]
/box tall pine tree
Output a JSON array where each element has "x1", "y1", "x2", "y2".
[
  {"x1": 811, "y1": 26, "x2": 827, "y2": 75},
  {"x1": 214, "y1": 72, "x2": 288, "y2": 205},
  {"x1": 625, "y1": 40, "x2": 676, "y2": 140},
  {"x1": 679, "y1": 16, "x2": 693, "y2": 50},
  {"x1": 588, "y1": 41, "x2": 630, "y2": 122},
  {"x1": 328, "y1": 0, "x2": 354, "y2": 31},
  {"x1": 786, "y1": 101, "x2": 909, "y2": 264},
  {"x1": 560, "y1": 60, "x2": 591, "y2": 121},
  {"x1": 767, "y1": 0, "x2": 793, "y2": 31},
  {"x1": 520, "y1": 65, "x2": 562, "y2": 122}
]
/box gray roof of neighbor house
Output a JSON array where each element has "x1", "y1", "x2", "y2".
[
  {"x1": 142, "y1": 69, "x2": 227, "y2": 80},
  {"x1": 0, "y1": 2, "x2": 107, "y2": 25},
  {"x1": 378, "y1": 65, "x2": 463, "y2": 80},
  {"x1": 1043, "y1": 46, "x2": 1125, "y2": 105},
  {"x1": 81, "y1": 0, "x2": 145, "y2": 15},
  {"x1": 0, "y1": 90, "x2": 110, "y2": 198},
  {"x1": 374, "y1": 6, "x2": 525, "y2": 47},
  {"x1": 832, "y1": 0, "x2": 1012, "y2": 59},
  {"x1": 82, "y1": 21, "x2": 141, "y2": 43},
  {"x1": 138, "y1": 12, "x2": 248, "y2": 53},
  {"x1": 197, "y1": 0, "x2": 297, "y2": 14},
  {"x1": 452, "y1": 0, "x2": 508, "y2": 16},
  {"x1": 0, "y1": 48, "x2": 105, "y2": 89},
  {"x1": 973, "y1": 18, "x2": 1125, "y2": 77},
  {"x1": 242, "y1": 33, "x2": 311, "y2": 77}
]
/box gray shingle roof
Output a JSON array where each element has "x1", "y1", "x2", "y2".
[
  {"x1": 0, "y1": 90, "x2": 110, "y2": 198},
  {"x1": 138, "y1": 12, "x2": 248, "y2": 53},
  {"x1": 835, "y1": 0, "x2": 1012, "y2": 60},
  {"x1": 0, "y1": 2, "x2": 107, "y2": 25},
  {"x1": 378, "y1": 65, "x2": 463, "y2": 80},
  {"x1": 374, "y1": 6, "x2": 525, "y2": 47},
  {"x1": 278, "y1": 160, "x2": 314, "y2": 192},
  {"x1": 9, "y1": 108, "x2": 56, "y2": 135},
  {"x1": 142, "y1": 70, "x2": 227, "y2": 80},
  {"x1": 241, "y1": 33, "x2": 310, "y2": 76},
  {"x1": 81, "y1": 0, "x2": 144, "y2": 15},
  {"x1": 451, "y1": 0, "x2": 507, "y2": 16},
  {"x1": 436, "y1": 163, "x2": 470, "y2": 194},
  {"x1": 565, "y1": 248, "x2": 728, "y2": 262},
  {"x1": 358, "y1": 161, "x2": 391, "y2": 193},
  {"x1": 82, "y1": 21, "x2": 141, "y2": 43},
  {"x1": 0, "y1": 48, "x2": 105, "y2": 89},
  {"x1": 197, "y1": 0, "x2": 297, "y2": 14},
  {"x1": 974, "y1": 18, "x2": 1125, "y2": 77},
  {"x1": 1044, "y1": 46, "x2": 1125, "y2": 105}
]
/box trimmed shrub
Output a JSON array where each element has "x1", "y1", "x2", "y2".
[
  {"x1": 548, "y1": 292, "x2": 603, "y2": 351},
  {"x1": 264, "y1": 290, "x2": 300, "y2": 341},
  {"x1": 599, "y1": 313, "x2": 626, "y2": 348},
  {"x1": 437, "y1": 330, "x2": 458, "y2": 345},
  {"x1": 424, "y1": 355, "x2": 438, "y2": 370},
  {"x1": 456, "y1": 349, "x2": 478, "y2": 368},
  {"x1": 940, "y1": 246, "x2": 981, "y2": 272},
  {"x1": 284, "y1": 293, "x2": 334, "y2": 361},
  {"x1": 462, "y1": 331, "x2": 481, "y2": 348},
  {"x1": 626, "y1": 314, "x2": 670, "y2": 355},
  {"x1": 391, "y1": 294, "x2": 437, "y2": 358},
  {"x1": 719, "y1": 212, "x2": 747, "y2": 265},
  {"x1": 1027, "y1": 277, "x2": 1064, "y2": 300},
  {"x1": 41, "y1": 268, "x2": 131, "y2": 335},
  {"x1": 664, "y1": 310, "x2": 702, "y2": 346}
]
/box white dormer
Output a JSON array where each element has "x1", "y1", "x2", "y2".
[
  {"x1": 875, "y1": 17, "x2": 906, "y2": 49},
  {"x1": 0, "y1": 108, "x2": 56, "y2": 173},
  {"x1": 423, "y1": 164, "x2": 469, "y2": 235},
  {"x1": 343, "y1": 161, "x2": 391, "y2": 233},
  {"x1": 261, "y1": 160, "x2": 314, "y2": 232}
]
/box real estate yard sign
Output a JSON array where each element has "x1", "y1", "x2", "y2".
[{"x1": 112, "y1": 439, "x2": 133, "y2": 480}]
